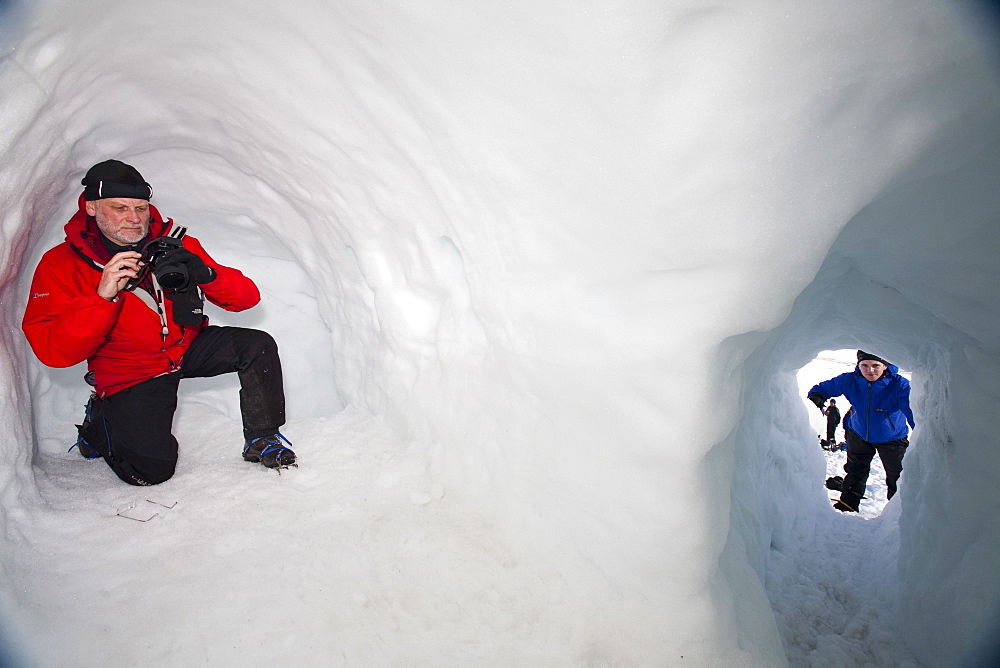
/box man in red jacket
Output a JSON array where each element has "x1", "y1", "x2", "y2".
[{"x1": 22, "y1": 159, "x2": 296, "y2": 486}]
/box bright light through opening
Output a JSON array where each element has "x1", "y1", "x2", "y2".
[{"x1": 796, "y1": 349, "x2": 913, "y2": 519}]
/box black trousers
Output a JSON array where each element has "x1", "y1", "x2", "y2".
[
  {"x1": 839, "y1": 428, "x2": 908, "y2": 508},
  {"x1": 826, "y1": 418, "x2": 840, "y2": 442},
  {"x1": 82, "y1": 326, "x2": 285, "y2": 486}
]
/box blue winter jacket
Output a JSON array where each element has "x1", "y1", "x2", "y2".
[{"x1": 808, "y1": 364, "x2": 915, "y2": 444}]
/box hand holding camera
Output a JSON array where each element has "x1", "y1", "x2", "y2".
[{"x1": 98, "y1": 250, "x2": 142, "y2": 301}]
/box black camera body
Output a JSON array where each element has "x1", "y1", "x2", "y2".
[
  {"x1": 124, "y1": 226, "x2": 189, "y2": 292},
  {"x1": 122, "y1": 226, "x2": 206, "y2": 327}
]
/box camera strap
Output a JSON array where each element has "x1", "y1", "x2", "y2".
[
  {"x1": 152, "y1": 224, "x2": 188, "y2": 339},
  {"x1": 150, "y1": 275, "x2": 171, "y2": 340},
  {"x1": 131, "y1": 284, "x2": 163, "y2": 315}
]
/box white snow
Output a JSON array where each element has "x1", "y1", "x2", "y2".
[{"x1": 2, "y1": 1, "x2": 1000, "y2": 666}]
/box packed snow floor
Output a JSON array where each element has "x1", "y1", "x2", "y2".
[
  {"x1": 10, "y1": 404, "x2": 918, "y2": 667},
  {"x1": 11, "y1": 405, "x2": 580, "y2": 666},
  {"x1": 765, "y1": 447, "x2": 922, "y2": 667},
  {"x1": 1, "y1": 349, "x2": 922, "y2": 665}
]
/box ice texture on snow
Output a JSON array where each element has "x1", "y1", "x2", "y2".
[{"x1": 1, "y1": 1, "x2": 1000, "y2": 665}]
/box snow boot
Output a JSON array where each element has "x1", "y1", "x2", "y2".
[
  {"x1": 69, "y1": 393, "x2": 103, "y2": 459},
  {"x1": 71, "y1": 429, "x2": 101, "y2": 459},
  {"x1": 243, "y1": 433, "x2": 296, "y2": 469},
  {"x1": 833, "y1": 499, "x2": 858, "y2": 512},
  {"x1": 834, "y1": 484, "x2": 864, "y2": 512}
]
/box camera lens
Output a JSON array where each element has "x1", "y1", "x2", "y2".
[{"x1": 154, "y1": 262, "x2": 189, "y2": 290}]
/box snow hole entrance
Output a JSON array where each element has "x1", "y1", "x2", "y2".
[
  {"x1": 767, "y1": 350, "x2": 924, "y2": 665},
  {"x1": 795, "y1": 348, "x2": 914, "y2": 520}
]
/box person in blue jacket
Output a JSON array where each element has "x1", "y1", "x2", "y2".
[{"x1": 808, "y1": 350, "x2": 915, "y2": 512}]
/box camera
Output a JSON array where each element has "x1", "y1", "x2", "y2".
[
  {"x1": 122, "y1": 226, "x2": 206, "y2": 327},
  {"x1": 124, "y1": 227, "x2": 189, "y2": 292}
]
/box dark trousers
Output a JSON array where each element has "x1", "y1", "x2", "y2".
[
  {"x1": 839, "y1": 429, "x2": 908, "y2": 508},
  {"x1": 826, "y1": 419, "x2": 840, "y2": 443},
  {"x1": 82, "y1": 326, "x2": 285, "y2": 486}
]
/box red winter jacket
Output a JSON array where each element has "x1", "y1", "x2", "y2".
[{"x1": 22, "y1": 194, "x2": 260, "y2": 397}]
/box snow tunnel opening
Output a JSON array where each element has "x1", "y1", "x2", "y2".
[
  {"x1": 747, "y1": 121, "x2": 1000, "y2": 662},
  {"x1": 795, "y1": 348, "x2": 915, "y2": 520},
  {"x1": 737, "y1": 272, "x2": 947, "y2": 665}
]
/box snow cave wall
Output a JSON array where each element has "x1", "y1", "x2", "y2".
[{"x1": 2, "y1": 1, "x2": 999, "y2": 664}]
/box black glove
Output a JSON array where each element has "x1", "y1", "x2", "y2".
[
  {"x1": 160, "y1": 248, "x2": 215, "y2": 286},
  {"x1": 807, "y1": 393, "x2": 826, "y2": 409}
]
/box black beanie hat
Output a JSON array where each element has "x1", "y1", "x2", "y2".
[
  {"x1": 81, "y1": 159, "x2": 152, "y2": 201},
  {"x1": 857, "y1": 350, "x2": 889, "y2": 366}
]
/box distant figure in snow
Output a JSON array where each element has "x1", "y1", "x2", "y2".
[
  {"x1": 807, "y1": 350, "x2": 915, "y2": 512},
  {"x1": 822, "y1": 398, "x2": 841, "y2": 447},
  {"x1": 22, "y1": 159, "x2": 296, "y2": 486}
]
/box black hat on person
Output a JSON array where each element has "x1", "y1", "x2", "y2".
[
  {"x1": 857, "y1": 350, "x2": 889, "y2": 366},
  {"x1": 81, "y1": 159, "x2": 152, "y2": 201}
]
